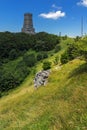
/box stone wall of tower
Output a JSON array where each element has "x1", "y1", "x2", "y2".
[{"x1": 22, "y1": 13, "x2": 35, "y2": 34}]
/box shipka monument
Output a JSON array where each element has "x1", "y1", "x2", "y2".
[{"x1": 22, "y1": 13, "x2": 35, "y2": 34}]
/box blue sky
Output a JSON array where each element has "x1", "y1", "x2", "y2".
[{"x1": 0, "y1": 0, "x2": 87, "y2": 36}]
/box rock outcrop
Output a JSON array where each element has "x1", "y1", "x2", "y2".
[{"x1": 34, "y1": 70, "x2": 50, "y2": 88}]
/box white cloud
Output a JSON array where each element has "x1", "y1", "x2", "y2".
[
  {"x1": 52, "y1": 4, "x2": 62, "y2": 10},
  {"x1": 39, "y1": 10, "x2": 65, "y2": 20},
  {"x1": 77, "y1": 0, "x2": 87, "y2": 7}
]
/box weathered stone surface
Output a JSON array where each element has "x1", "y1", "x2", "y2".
[
  {"x1": 22, "y1": 13, "x2": 35, "y2": 34},
  {"x1": 34, "y1": 70, "x2": 50, "y2": 88}
]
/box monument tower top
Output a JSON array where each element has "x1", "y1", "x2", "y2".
[{"x1": 21, "y1": 13, "x2": 35, "y2": 34}]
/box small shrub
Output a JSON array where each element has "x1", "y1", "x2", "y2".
[
  {"x1": 67, "y1": 43, "x2": 81, "y2": 60},
  {"x1": 54, "y1": 55, "x2": 59, "y2": 65},
  {"x1": 43, "y1": 52, "x2": 48, "y2": 59},
  {"x1": 42, "y1": 61, "x2": 51, "y2": 70},
  {"x1": 0, "y1": 91, "x2": 2, "y2": 98},
  {"x1": 61, "y1": 52, "x2": 69, "y2": 64},
  {"x1": 15, "y1": 61, "x2": 30, "y2": 83},
  {"x1": 23, "y1": 53, "x2": 37, "y2": 67},
  {"x1": 54, "y1": 44, "x2": 61, "y2": 53},
  {"x1": 60, "y1": 43, "x2": 82, "y2": 64},
  {"x1": 81, "y1": 50, "x2": 87, "y2": 62},
  {"x1": 37, "y1": 52, "x2": 48, "y2": 61},
  {"x1": 37, "y1": 53, "x2": 43, "y2": 61}
]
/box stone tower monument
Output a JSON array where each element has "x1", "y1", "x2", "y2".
[{"x1": 22, "y1": 13, "x2": 35, "y2": 34}]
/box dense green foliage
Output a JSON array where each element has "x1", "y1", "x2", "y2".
[
  {"x1": 54, "y1": 44, "x2": 61, "y2": 53},
  {"x1": 0, "y1": 31, "x2": 60, "y2": 93},
  {"x1": 42, "y1": 61, "x2": 51, "y2": 70},
  {"x1": 0, "y1": 31, "x2": 60, "y2": 63},
  {"x1": 0, "y1": 31, "x2": 87, "y2": 95},
  {"x1": 0, "y1": 59, "x2": 30, "y2": 92},
  {"x1": 23, "y1": 53, "x2": 37, "y2": 67},
  {"x1": 61, "y1": 38, "x2": 87, "y2": 64},
  {"x1": 54, "y1": 55, "x2": 59, "y2": 65},
  {"x1": 37, "y1": 52, "x2": 48, "y2": 61}
]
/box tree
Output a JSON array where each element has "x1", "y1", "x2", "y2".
[
  {"x1": 74, "y1": 36, "x2": 81, "y2": 42},
  {"x1": 0, "y1": 72, "x2": 20, "y2": 92},
  {"x1": 23, "y1": 53, "x2": 37, "y2": 67}
]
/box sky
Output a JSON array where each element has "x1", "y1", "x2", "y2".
[{"x1": 0, "y1": 0, "x2": 87, "y2": 37}]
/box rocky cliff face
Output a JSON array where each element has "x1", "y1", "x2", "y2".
[{"x1": 34, "y1": 70, "x2": 50, "y2": 88}]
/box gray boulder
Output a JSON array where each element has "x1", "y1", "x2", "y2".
[{"x1": 34, "y1": 70, "x2": 50, "y2": 88}]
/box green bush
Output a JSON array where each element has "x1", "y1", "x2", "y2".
[
  {"x1": 61, "y1": 52, "x2": 69, "y2": 64},
  {"x1": 0, "y1": 91, "x2": 2, "y2": 98},
  {"x1": 23, "y1": 53, "x2": 37, "y2": 67},
  {"x1": 54, "y1": 44, "x2": 61, "y2": 53},
  {"x1": 67, "y1": 43, "x2": 81, "y2": 60},
  {"x1": 43, "y1": 52, "x2": 48, "y2": 59},
  {"x1": 15, "y1": 61, "x2": 30, "y2": 83},
  {"x1": 60, "y1": 43, "x2": 81, "y2": 64},
  {"x1": 81, "y1": 50, "x2": 87, "y2": 62},
  {"x1": 37, "y1": 52, "x2": 48, "y2": 61},
  {"x1": 54, "y1": 55, "x2": 59, "y2": 65},
  {"x1": 37, "y1": 53, "x2": 43, "y2": 61},
  {"x1": 42, "y1": 61, "x2": 51, "y2": 70}
]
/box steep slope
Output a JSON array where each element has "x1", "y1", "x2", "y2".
[{"x1": 0, "y1": 59, "x2": 87, "y2": 130}]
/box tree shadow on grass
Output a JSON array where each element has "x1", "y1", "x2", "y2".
[{"x1": 69, "y1": 62, "x2": 87, "y2": 78}]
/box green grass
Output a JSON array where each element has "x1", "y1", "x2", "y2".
[
  {"x1": 0, "y1": 37, "x2": 87, "y2": 130},
  {"x1": 0, "y1": 59, "x2": 87, "y2": 130}
]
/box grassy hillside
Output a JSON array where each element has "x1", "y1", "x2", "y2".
[
  {"x1": 0, "y1": 31, "x2": 62, "y2": 94},
  {"x1": 0, "y1": 59, "x2": 87, "y2": 130},
  {"x1": 0, "y1": 34, "x2": 87, "y2": 130}
]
